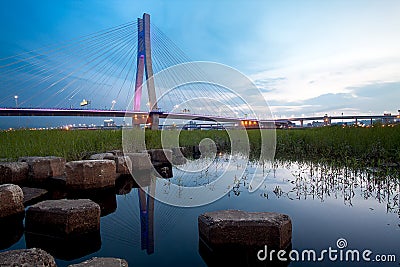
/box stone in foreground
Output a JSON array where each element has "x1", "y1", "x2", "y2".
[
  {"x1": 0, "y1": 184, "x2": 24, "y2": 219},
  {"x1": 19, "y1": 156, "x2": 66, "y2": 182},
  {"x1": 89, "y1": 153, "x2": 115, "y2": 160},
  {"x1": 69, "y1": 257, "x2": 128, "y2": 267},
  {"x1": 0, "y1": 162, "x2": 29, "y2": 184},
  {"x1": 26, "y1": 199, "x2": 100, "y2": 237},
  {"x1": 65, "y1": 160, "x2": 116, "y2": 190},
  {"x1": 115, "y1": 156, "x2": 132, "y2": 174},
  {"x1": 125, "y1": 153, "x2": 152, "y2": 171},
  {"x1": 107, "y1": 150, "x2": 124, "y2": 156},
  {"x1": 0, "y1": 248, "x2": 57, "y2": 267},
  {"x1": 198, "y1": 210, "x2": 292, "y2": 249},
  {"x1": 22, "y1": 187, "x2": 48, "y2": 206}
]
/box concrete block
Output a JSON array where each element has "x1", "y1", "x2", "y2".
[
  {"x1": 125, "y1": 153, "x2": 152, "y2": 171},
  {"x1": 65, "y1": 160, "x2": 116, "y2": 190},
  {"x1": 198, "y1": 210, "x2": 292, "y2": 249},
  {"x1": 0, "y1": 184, "x2": 24, "y2": 219},
  {"x1": 69, "y1": 257, "x2": 128, "y2": 267},
  {"x1": 107, "y1": 150, "x2": 124, "y2": 156},
  {"x1": 115, "y1": 156, "x2": 132, "y2": 175},
  {"x1": 0, "y1": 248, "x2": 57, "y2": 267},
  {"x1": 0, "y1": 162, "x2": 29, "y2": 184},
  {"x1": 19, "y1": 156, "x2": 66, "y2": 182},
  {"x1": 26, "y1": 199, "x2": 100, "y2": 237},
  {"x1": 22, "y1": 187, "x2": 48, "y2": 206},
  {"x1": 89, "y1": 153, "x2": 115, "y2": 160}
]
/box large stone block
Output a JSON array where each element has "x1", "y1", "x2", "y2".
[
  {"x1": 69, "y1": 257, "x2": 129, "y2": 267},
  {"x1": 0, "y1": 248, "x2": 57, "y2": 267},
  {"x1": 107, "y1": 150, "x2": 124, "y2": 156},
  {"x1": 26, "y1": 199, "x2": 100, "y2": 237},
  {"x1": 170, "y1": 147, "x2": 187, "y2": 165},
  {"x1": 115, "y1": 156, "x2": 132, "y2": 174},
  {"x1": 147, "y1": 149, "x2": 173, "y2": 164},
  {"x1": 22, "y1": 187, "x2": 48, "y2": 206},
  {"x1": 19, "y1": 156, "x2": 66, "y2": 182},
  {"x1": 89, "y1": 153, "x2": 115, "y2": 160},
  {"x1": 0, "y1": 162, "x2": 29, "y2": 184},
  {"x1": 65, "y1": 160, "x2": 116, "y2": 190},
  {"x1": 198, "y1": 210, "x2": 292, "y2": 249},
  {"x1": 0, "y1": 184, "x2": 24, "y2": 219},
  {"x1": 125, "y1": 153, "x2": 152, "y2": 171}
]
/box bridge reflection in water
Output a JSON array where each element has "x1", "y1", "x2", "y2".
[
  {"x1": 1, "y1": 154, "x2": 399, "y2": 266},
  {"x1": 138, "y1": 177, "x2": 155, "y2": 255}
]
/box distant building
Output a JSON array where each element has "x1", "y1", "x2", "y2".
[
  {"x1": 311, "y1": 121, "x2": 325, "y2": 127},
  {"x1": 104, "y1": 119, "x2": 116, "y2": 127}
]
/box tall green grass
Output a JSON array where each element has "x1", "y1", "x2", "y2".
[
  {"x1": 275, "y1": 126, "x2": 400, "y2": 167},
  {"x1": 0, "y1": 126, "x2": 399, "y2": 168},
  {"x1": 0, "y1": 129, "x2": 122, "y2": 161}
]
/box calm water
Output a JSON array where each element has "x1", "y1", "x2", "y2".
[{"x1": 1, "y1": 155, "x2": 399, "y2": 267}]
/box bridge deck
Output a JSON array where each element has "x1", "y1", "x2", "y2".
[{"x1": 0, "y1": 108, "x2": 398, "y2": 123}]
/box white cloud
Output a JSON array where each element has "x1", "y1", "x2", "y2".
[{"x1": 251, "y1": 55, "x2": 400, "y2": 103}]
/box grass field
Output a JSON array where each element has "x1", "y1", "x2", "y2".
[{"x1": 0, "y1": 126, "x2": 399, "y2": 168}]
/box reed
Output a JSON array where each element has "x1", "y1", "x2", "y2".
[{"x1": 0, "y1": 126, "x2": 399, "y2": 169}]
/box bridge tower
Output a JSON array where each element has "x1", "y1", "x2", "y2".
[{"x1": 133, "y1": 13, "x2": 159, "y2": 130}]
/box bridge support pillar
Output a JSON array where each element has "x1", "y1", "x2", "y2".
[
  {"x1": 300, "y1": 120, "x2": 303, "y2": 128},
  {"x1": 133, "y1": 13, "x2": 159, "y2": 130}
]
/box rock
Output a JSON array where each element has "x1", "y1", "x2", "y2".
[
  {"x1": 115, "y1": 156, "x2": 132, "y2": 175},
  {"x1": 172, "y1": 156, "x2": 187, "y2": 165},
  {"x1": 171, "y1": 147, "x2": 187, "y2": 165},
  {"x1": 147, "y1": 149, "x2": 173, "y2": 164},
  {"x1": 107, "y1": 150, "x2": 124, "y2": 156},
  {"x1": 19, "y1": 156, "x2": 66, "y2": 182},
  {"x1": 115, "y1": 176, "x2": 135, "y2": 195},
  {"x1": 22, "y1": 187, "x2": 48, "y2": 206},
  {"x1": 65, "y1": 160, "x2": 116, "y2": 190},
  {"x1": 68, "y1": 257, "x2": 128, "y2": 267},
  {"x1": 48, "y1": 175, "x2": 67, "y2": 189},
  {"x1": 26, "y1": 199, "x2": 100, "y2": 237},
  {"x1": 0, "y1": 248, "x2": 57, "y2": 267},
  {"x1": 198, "y1": 210, "x2": 292, "y2": 249},
  {"x1": 198, "y1": 238, "x2": 290, "y2": 267},
  {"x1": 0, "y1": 162, "x2": 29, "y2": 184},
  {"x1": 89, "y1": 153, "x2": 115, "y2": 160},
  {"x1": 0, "y1": 184, "x2": 24, "y2": 219},
  {"x1": 68, "y1": 190, "x2": 117, "y2": 217},
  {"x1": 125, "y1": 153, "x2": 152, "y2": 171}
]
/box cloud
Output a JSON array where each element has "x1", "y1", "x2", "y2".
[
  {"x1": 252, "y1": 54, "x2": 400, "y2": 104},
  {"x1": 263, "y1": 82, "x2": 400, "y2": 118}
]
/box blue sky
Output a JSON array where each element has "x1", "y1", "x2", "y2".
[{"x1": 1, "y1": 0, "x2": 400, "y2": 125}]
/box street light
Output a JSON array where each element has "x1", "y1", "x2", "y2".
[
  {"x1": 14, "y1": 95, "x2": 18, "y2": 107},
  {"x1": 111, "y1": 100, "x2": 116, "y2": 110}
]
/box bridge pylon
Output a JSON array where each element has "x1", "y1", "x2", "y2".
[{"x1": 133, "y1": 13, "x2": 159, "y2": 130}]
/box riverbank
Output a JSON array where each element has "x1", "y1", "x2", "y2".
[{"x1": 1, "y1": 126, "x2": 399, "y2": 168}]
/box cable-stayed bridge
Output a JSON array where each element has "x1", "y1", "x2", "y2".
[{"x1": 0, "y1": 13, "x2": 397, "y2": 129}]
